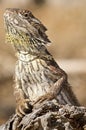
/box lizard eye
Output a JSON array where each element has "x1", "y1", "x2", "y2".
[{"x1": 23, "y1": 13, "x2": 29, "y2": 18}]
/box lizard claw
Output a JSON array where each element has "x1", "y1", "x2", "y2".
[{"x1": 16, "y1": 99, "x2": 33, "y2": 117}]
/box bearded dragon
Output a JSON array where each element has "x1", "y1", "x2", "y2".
[{"x1": 4, "y1": 8, "x2": 80, "y2": 117}]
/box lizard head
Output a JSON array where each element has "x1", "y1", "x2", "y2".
[{"x1": 4, "y1": 8, "x2": 50, "y2": 52}]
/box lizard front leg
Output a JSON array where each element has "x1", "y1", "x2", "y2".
[
  {"x1": 14, "y1": 79, "x2": 33, "y2": 117},
  {"x1": 33, "y1": 65, "x2": 79, "y2": 106},
  {"x1": 34, "y1": 77, "x2": 65, "y2": 105}
]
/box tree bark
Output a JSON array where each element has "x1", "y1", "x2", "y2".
[{"x1": 0, "y1": 99, "x2": 86, "y2": 130}]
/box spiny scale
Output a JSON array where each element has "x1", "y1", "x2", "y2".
[{"x1": 4, "y1": 8, "x2": 80, "y2": 117}]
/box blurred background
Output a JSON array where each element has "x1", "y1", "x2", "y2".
[{"x1": 0, "y1": 0, "x2": 86, "y2": 124}]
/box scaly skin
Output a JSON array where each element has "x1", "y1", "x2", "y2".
[{"x1": 4, "y1": 8, "x2": 80, "y2": 117}]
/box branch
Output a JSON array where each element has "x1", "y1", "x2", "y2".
[{"x1": 0, "y1": 100, "x2": 86, "y2": 130}]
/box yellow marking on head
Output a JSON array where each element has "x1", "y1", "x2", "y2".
[{"x1": 5, "y1": 32, "x2": 30, "y2": 48}]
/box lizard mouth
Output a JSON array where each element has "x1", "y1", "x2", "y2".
[
  {"x1": 4, "y1": 9, "x2": 16, "y2": 33},
  {"x1": 4, "y1": 8, "x2": 14, "y2": 22}
]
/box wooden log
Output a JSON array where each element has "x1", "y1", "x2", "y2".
[{"x1": 0, "y1": 100, "x2": 86, "y2": 130}]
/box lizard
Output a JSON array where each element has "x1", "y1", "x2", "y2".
[{"x1": 4, "y1": 8, "x2": 80, "y2": 117}]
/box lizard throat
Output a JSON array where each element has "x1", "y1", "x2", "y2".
[
  {"x1": 6, "y1": 31, "x2": 46, "y2": 56},
  {"x1": 17, "y1": 51, "x2": 39, "y2": 63}
]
